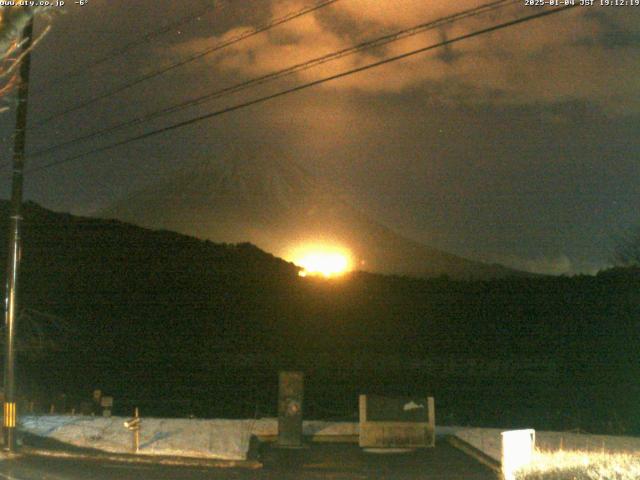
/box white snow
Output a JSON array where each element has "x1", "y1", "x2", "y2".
[
  {"x1": 18, "y1": 416, "x2": 358, "y2": 461},
  {"x1": 403, "y1": 401, "x2": 425, "y2": 411},
  {"x1": 20, "y1": 415, "x2": 258, "y2": 460},
  {"x1": 20, "y1": 416, "x2": 639, "y2": 463}
]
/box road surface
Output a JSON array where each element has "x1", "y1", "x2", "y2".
[{"x1": 0, "y1": 443, "x2": 498, "y2": 479}]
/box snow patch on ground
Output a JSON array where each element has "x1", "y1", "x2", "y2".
[
  {"x1": 19, "y1": 416, "x2": 359, "y2": 460},
  {"x1": 20, "y1": 415, "x2": 257, "y2": 460},
  {"x1": 20, "y1": 416, "x2": 639, "y2": 463}
]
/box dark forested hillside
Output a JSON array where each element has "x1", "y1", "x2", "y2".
[{"x1": 0, "y1": 202, "x2": 638, "y2": 434}]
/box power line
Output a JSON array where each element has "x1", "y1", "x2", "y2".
[
  {"x1": 25, "y1": 5, "x2": 577, "y2": 176},
  {"x1": 35, "y1": 1, "x2": 220, "y2": 91},
  {"x1": 32, "y1": 0, "x2": 341, "y2": 127},
  {"x1": 27, "y1": 0, "x2": 518, "y2": 160}
]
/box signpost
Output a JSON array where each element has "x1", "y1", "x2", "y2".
[
  {"x1": 359, "y1": 394, "x2": 436, "y2": 449},
  {"x1": 124, "y1": 407, "x2": 141, "y2": 453}
]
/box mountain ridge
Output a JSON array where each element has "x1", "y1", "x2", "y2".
[{"x1": 102, "y1": 151, "x2": 525, "y2": 280}]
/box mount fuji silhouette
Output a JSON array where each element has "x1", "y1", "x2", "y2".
[{"x1": 103, "y1": 148, "x2": 520, "y2": 279}]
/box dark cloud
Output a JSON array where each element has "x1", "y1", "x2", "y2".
[
  {"x1": 184, "y1": 1, "x2": 639, "y2": 114},
  {"x1": 0, "y1": 0, "x2": 638, "y2": 274}
]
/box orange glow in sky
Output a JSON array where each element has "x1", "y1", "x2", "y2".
[{"x1": 290, "y1": 245, "x2": 353, "y2": 278}]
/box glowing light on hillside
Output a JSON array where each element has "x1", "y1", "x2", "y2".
[{"x1": 291, "y1": 245, "x2": 353, "y2": 278}]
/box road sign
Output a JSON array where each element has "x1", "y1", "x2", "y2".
[
  {"x1": 359, "y1": 395, "x2": 435, "y2": 449},
  {"x1": 123, "y1": 408, "x2": 141, "y2": 453}
]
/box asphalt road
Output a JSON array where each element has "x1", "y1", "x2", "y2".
[{"x1": 0, "y1": 443, "x2": 498, "y2": 479}]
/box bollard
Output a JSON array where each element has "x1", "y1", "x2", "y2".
[{"x1": 124, "y1": 407, "x2": 141, "y2": 453}]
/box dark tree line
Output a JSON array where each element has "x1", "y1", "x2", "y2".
[{"x1": 613, "y1": 227, "x2": 640, "y2": 266}]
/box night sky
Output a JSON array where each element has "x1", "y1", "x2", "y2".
[{"x1": 1, "y1": 0, "x2": 638, "y2": 275}]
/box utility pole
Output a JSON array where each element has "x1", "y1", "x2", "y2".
[{"x1": 3, "y1": 11, "x2": 35, "y2": 452}]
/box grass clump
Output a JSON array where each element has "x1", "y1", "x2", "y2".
[{"x1": 515, "y1": 450, "x2": 640, "y2": 480}]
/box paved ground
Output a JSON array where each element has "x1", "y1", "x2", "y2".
[{"x1": 0, "y1": 443, "x2": 498, "y2": 479}]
